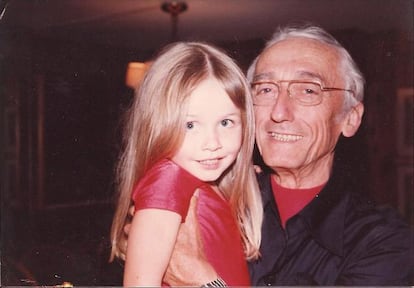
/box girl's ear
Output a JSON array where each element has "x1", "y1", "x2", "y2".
[{"x1": 342, "y1": 102, "x2": 364, "y2": 137}]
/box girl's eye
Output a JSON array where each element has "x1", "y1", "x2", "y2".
[
  {"x1": 186, "y1": 121, "x2": 194, "y2": 129},
  {"x1": 221, "y1": 119, "x2": 233, "y2": 127}
]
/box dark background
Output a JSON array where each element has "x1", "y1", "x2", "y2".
[{"x1": 1, "y1": 0, "x2": 413, "y2": 286}]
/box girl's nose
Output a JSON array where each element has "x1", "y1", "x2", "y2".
[{"x1": 202, "y1": 129, "x2": 222, "y2": 151}]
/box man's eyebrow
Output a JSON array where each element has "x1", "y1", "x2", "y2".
[
  {"x1": 296, "y1": 70, "x2": 325, "y2": 82},
  {"x1": 252, "y1": 73, "x2": 273, "y2": 82},
  {"x1": 252, "y1": 71, "x2": 326, "y2": 82}
]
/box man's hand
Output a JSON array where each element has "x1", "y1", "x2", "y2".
[
  {"x1": 163, "y1": 192, "x2": 218, "y2": 286},
  {"x1": 116, "y1": 205, "x2": 135, "y2": 260},
  {"x1": 123, "y1": 205, "x2": 135, "y2": 236}
]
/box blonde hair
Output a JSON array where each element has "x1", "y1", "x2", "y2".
[{"x1": 110, "y1": 42, "x2": 263, "y2": 262}]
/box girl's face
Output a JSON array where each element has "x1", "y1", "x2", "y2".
[{"x1": 171, "y1": 77, "x2": 243, "y2": 183}]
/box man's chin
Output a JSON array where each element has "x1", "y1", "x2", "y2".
[{"x1": 263, "y1": 156, "x2": 298, "y2": 171}]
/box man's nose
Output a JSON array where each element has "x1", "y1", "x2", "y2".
[
  {"x1": 270, "y1": 89, "x2": 294, "y2": 122},
  {"x1": 202, "y1": 128, "x2": 223, "y2": 151}
]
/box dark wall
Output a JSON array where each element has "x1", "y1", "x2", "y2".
[{"x1": 1, "y1": 26, "x2": 412, "y2": 286}]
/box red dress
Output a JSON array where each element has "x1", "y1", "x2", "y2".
[{"x1": 132, "y1": 160, "x2": 250, "y2": 286}]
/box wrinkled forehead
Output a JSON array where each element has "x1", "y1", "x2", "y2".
[{"x1": 254, "y1": 38, "x2": 343, "y2": 85}]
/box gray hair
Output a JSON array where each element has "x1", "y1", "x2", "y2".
[{"x1": 247, "y1": 25, "x2": 365, "y2": 110}]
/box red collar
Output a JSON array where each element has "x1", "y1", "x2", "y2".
[{"x1": 271, "y1": 177, "x2": 325, "y2": 229}]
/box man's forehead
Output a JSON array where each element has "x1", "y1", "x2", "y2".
[
  {"x1": 253, "y1": 39, "x2": 338, "y2": 83},
  {"x1": 258, "y1": 38, "x2": 338, "y2": 65}
]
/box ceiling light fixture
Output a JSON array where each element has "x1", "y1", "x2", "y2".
[
  {"x1": 125, "y1": 1, "x2": 188, "y2": 89},
  {"x1": 161, "y1": 1, "x2": 188, "y2": 41}
]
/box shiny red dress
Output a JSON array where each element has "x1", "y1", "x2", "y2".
[{"x1": 132, "y1": 159, "x2": 250, "y2": 286}]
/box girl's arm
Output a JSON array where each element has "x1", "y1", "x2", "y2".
[
  {"x1": 124, "y1": 208, "x2": 181, "y2": 286},
  {"x1": 164, "y1": 194, "x2": 219, "y2": 286}
]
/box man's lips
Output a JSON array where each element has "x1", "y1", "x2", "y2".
[{"x1": 268, "y1": 132, "x2": 303, "y2": 142}]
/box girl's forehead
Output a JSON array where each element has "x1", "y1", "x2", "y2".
[{"x1": 185, "y1": 78, "x2": 240, "y2": 115}]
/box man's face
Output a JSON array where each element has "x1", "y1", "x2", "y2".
[{"x1": 253, "y1": 38, "x2": 354, "y2": 187}]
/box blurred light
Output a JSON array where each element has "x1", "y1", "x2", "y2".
[{"x1": 125, "y1": 62, "x2": 150, "y2": 89}]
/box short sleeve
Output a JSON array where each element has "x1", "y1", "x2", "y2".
[{"x1": 132, "y1": 160, "x2": 203, "y2": 221}]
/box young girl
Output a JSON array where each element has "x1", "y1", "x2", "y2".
[{"x1": 110, "y1": 42, "x2": 262, "y2": 286}]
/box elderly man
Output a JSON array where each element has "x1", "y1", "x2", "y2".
[
  {"x1": 125, "y1": 25, "x2": 412, "y2": 286},
  {"x1": 243, "y1": 25, "x2": 411, "y2": 286}
]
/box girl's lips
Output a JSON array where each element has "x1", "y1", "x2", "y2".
[{"x1": 197, "y1": 157, "x2": 223, "y2": 169}]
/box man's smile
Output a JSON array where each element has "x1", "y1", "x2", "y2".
[{"x1": 268, "y1": 132, "x2": 303, "y2": 142}]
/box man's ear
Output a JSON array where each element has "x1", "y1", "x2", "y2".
[{"x1": 342, "y1": 102, "x2": 364, "y2": 137}]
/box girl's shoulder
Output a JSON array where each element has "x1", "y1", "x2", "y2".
[{"x1": 132, "y1": 159, "x2": 203, "y2": 219}]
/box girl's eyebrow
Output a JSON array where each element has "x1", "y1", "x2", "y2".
[
  {"x1": 186, "y1": 111, "x2": 241, "y2": 118},
  {"x1": 224, "y1": 112, "x2": 241, "y2": 117}
]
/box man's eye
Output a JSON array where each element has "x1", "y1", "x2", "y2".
[
  {"x1": 294, "y1": 83, "x2": 321, "y2": 96},
  {"x1": 304, "y1": 88, "x2": 316, "y2": 94},
  {"x1": 257, "y1": 86, "x2": 274, "y2": 94},
  {"x1": 221, "y1": 119, "x2": 233, "y2": 127},
  {"x1": 186, "y1": 121, "x2": 194, "y2": 129}
]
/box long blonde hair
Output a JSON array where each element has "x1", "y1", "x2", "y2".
[{"x1": 110, "y1": 42, "x2": 262, "y2": 261}]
